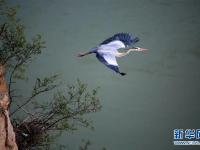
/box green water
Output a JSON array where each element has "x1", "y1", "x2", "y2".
[{"x1": 10, "y1": 0, "x2": 200, "y2": 149}]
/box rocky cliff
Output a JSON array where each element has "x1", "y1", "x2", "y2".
[{"x1": 0, "y1": 65, "x2": 18, "y2": 150}]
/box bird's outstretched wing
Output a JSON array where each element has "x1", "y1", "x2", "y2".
[
  {"x1": 96, "y1": 53, "x2": 120, "y2": 74},
  {"x1": 100, "y1": 33, "x2": 139, "y2": 47},
  {"x1": 101, "y1": 40, "x2": 126, "y2": 50}
]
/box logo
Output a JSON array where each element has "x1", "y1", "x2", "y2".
[{"x1": 173, "y1": 129, "x2": 200, "y2": 145}]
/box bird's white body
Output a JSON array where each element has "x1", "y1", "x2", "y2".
[{"x1": 97, "y1": 40, "x2": 126, "y2": 66}]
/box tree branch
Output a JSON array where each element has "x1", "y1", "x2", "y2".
[
  {"x1": 10, "y1": 85, "x2": 56, "y2": 116},
  {"x1": 8, "y1": 59, "x2": 25, "y2": 104},
  {"x1": 0, "y1": 23, "x2": 6, "y2": 36}
]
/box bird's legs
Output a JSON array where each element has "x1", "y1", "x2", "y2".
[{"x1": 77, "y1": 51, "x2": 93, "y2": 57}]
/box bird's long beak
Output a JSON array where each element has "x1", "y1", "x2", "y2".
[{"x1": 136, "y1": 47, "x2": 148, "y2": 51}]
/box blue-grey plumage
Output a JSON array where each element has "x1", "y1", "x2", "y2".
[
  {"x1": 77, "y1": 33, "x2": 147, "y2": 76},
  {"x1": 100, "y1": 33, "x2": 139, "y2": 48}
]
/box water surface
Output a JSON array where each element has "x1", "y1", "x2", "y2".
[{"x1": 10, "y1": 0, "x2": 200, "y2": 149}]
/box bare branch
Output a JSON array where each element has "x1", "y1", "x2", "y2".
[
  {"x1": 0, "y1": 23, "x2": 6, "y2": 36},
  {"x1": 10, "y1": 85, "x2": 56, "y2": 116}
]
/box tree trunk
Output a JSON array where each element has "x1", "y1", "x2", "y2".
[{"x1": 0, "y1": 65, "x2": 18, "y2": 150}]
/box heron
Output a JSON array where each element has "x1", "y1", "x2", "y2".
[{"x1": 77, "y1": 33, "x2": 147, "y2": 76}]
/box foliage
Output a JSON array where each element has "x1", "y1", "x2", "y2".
[
  {"x1": 13, "y1": 79, "x2": 101, "y2": 149},
  {"x1": 79, "y1": 140, "x2": 107, "y2": 150},
  {"x1": 0, "y1": 0, "x2": 102, "y2": 149},
  {"x1": 0, "y1": 0, "x2": 45, "y2": 104}
]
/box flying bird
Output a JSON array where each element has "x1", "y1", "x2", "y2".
[{"x1": 77, "y1": 33, "x2": 147, "y2": 76}]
